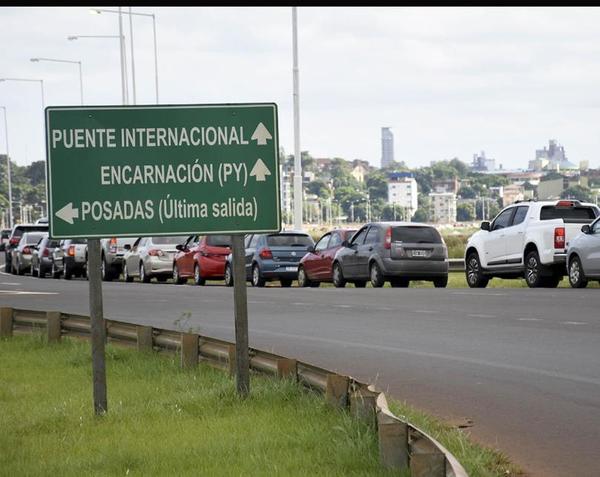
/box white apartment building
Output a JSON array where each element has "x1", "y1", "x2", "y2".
[
  {"x1": 387, "y1": 177, "x2": 418, "y2": 218},
  {"x1": 429, "y1": 192, "x2": 457, "y2": 224}
]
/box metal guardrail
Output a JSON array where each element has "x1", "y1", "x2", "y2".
[
  {"x1": 448, "y1": 258, "x2": 465, "y2": 272},
  {"x1": 0, "y1": 307, "x2": 468, "y2": 477}
]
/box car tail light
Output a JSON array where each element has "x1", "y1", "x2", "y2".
[
  {"x1": 384, "y1": 226, "x2": 392, "y2": 249},
  {"x1": 148, "y1": 249, "x2": 164, "y2": 257},
  {"x1": 68, "y1": 245, "x2": 76, "y2": 256},
  {"x1": 109, "y1": 237, "x2": 117, "y2": 253},
  {"x1": 259, "y1": 247, "x2": 273, "y2": 259},
  {"x1": 9, "y1": 237, "x2": 19, "y2": 245},
  {"x1": 23, "y1": 246, "x2": 32, "y2": 254},
  {"x1": 43, "y1": 248, "x2": 50, "y2": 257},
  {"x1": 554, "y1": 227, "x2": 565, "y2": 249}
]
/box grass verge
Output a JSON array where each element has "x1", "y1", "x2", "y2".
[{"x1": 0, "y1": 335, "x2": 393, "y2": 477}]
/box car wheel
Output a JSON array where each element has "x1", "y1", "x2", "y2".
[
  {"x1": 434, "y1": 276, "x2": 448, "y2": 288},
  {"x1": 568, "y1": 256, "x2": 588, "y2": 288},
  {"x1": 51, "y1": 262, "x2": 61, "y2": 279},
  {"x1": 525, "y1": 251, "x2": 546, "y2": 288},
  {"x1": 64, "y1": 263, "x2": 73, "y2": 280},
  {"x1": 123, "y1": 263, "x2": 134, "y2": 282},
  {"x1": 224, "y1": 263, "x2": 234, "y2": 287},
  {"x1": 390, "y1": 278, "x2": 409, "y2": 288},
  {"x1": 140, "y1": 262, "x2": 151, "y2": 283},
  {"x1": 466, "y1": 252, "x2": 489, "y2": 288},
  {"x1": 297, "y1": 266, "x2": 312, "y2": 287},
  {"x1": 173, "y1": 263, "x2": 185, "y2": 285},
  {"x1": 370, "y1": 262, "x2": 385, "y2": 288},
  {"x1": 354, "y1": 281, "x2": 367, "y2": 288},
  {"x1": 193, "y1": 264, "x2": 206, "y2": 286},
  {"x1": 252, "y1": 264, "x2": 266, "y2": 287},
  {"x1": 280, "y1": 278, "x2": 292, "y2": 287},
  {"x1": 332, "y1": 263, "x2": 346, "y2": 288},
  {"x1": 101, "y1": 257, "x2": 112, "y2": 281}
]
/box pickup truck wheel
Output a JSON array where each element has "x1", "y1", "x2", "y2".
[
  {"x1": 466, "y1": 253, "x2": 489, "y2": 288},
  {"x1": 332, "y1": 263, "x2": 346, "y2": 288},
  {"x1": 64, "y1": 263, "x2": 73, "y2": 280},
  {"x1": 525, "y1": 251, "x2": 546, "y2": 288},
  {"x1": 370, "y1": 262, "x2": 385, "y2": 288},
  {"x1": 101, "y1": 258, "x2": 113, "y2": 281},
  {"x1": 568, "y1": 256, "x2": 588, "y2": 288},
  {"x1": 224, "y1": 263, "x2": 234, "y2": 287}
]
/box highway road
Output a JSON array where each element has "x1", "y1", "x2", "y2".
[{"x1": 1, "y1": 265, "x2": 599, "y2": 477}]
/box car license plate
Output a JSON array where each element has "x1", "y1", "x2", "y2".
[
  {"x1": 412, "y1": 250, "x2": 427, "y2": 257},
  {"x1": 285, "y1": 266, "x2": 297, "y2": 271}
]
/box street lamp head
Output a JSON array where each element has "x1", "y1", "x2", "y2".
[
  {"x1": 67, "y1": 36, "x2": 78, "y2": 41},
  {"x1": 30, "y1": 58, "x2": 40, "y2": 62}
]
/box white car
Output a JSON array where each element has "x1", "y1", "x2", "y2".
[{"x1": 465, "y1": 199, "x2": 600, "y2": 288}]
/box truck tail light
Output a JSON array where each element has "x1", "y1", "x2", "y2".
[
  {"x1": 68, "y1": 245, "x2": 76, "y2": 256},
  {"x1": 384, "y1": 226, "x2": 392, "y2": 249},
  {"x1": 554, "y1": 227, "x2": 565, "y2": 249},
  {"x1": 109, "y1": 237, "x2": 117, "y2": 253},
  {"x1": 148, "y1": 249, "x2": 164, "y2": 257},
  {"x1": 43, "y1": 248, "x2": 50, "y2": 257},
  {"x1": 259, "y1": 247, "x2": 273, "y2": 260},
  {"x1": 22, "y1": 246, "x2": 32, "y2": 255}
]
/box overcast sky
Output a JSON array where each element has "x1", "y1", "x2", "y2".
[{"x1": 2, "y1": 6, "x2": 600, "y2": 170}]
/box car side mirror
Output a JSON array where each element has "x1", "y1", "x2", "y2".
[
  {"x1": 481, "y1": 221, "x2": 491, "y2": 231},
  {"x1": 176, "y1": 244, "x2": 185, "y2": 251},
  {"x1": 581, "y1": 224, "x2": 591, "y2": 234},
  {"x1": 307, "y1": 245, "x2": 315, "y2": 253},
  {"x1": 124, "y1": 244, "x2": 131, "y2": 251}
]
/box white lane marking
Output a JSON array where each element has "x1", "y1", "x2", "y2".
[
  {"x1": 467, "y1": 313, "x2": 496, "y2": 318},
  {"x1": 452, "y1": 292, "x2": 508, "y2": 296},
  {"x1": 292, "y1": 302, "x2": 312, "y2": 306},
  {"x1": 335, "y1": 304, "x2": 353, "y2": 308},
  {"x1": 377, "y1": 307, "x2": 394, "y2": 311},
  {"x1": 0, "y1": 282, "x2": 21, "y2": 286},
  {"x1": 518, "y1": 318, "x2": 542, "y2": 322},
  {"x1": 413, "y1": 309, "x2": 438, "y2": 314},
  {"x1": 562, "y1": 321, "x2": 587, "y2": 326},
  {"x1": 0, "y1": 290, "x2": 59, "y2": 295}
]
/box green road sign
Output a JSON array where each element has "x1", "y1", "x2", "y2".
[{"x1": 45, "y1": 103, "x2": 280, "y2": 238}]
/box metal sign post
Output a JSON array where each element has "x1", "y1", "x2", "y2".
[
  {"x1": 87, "y1": 238, "x2": 107, "y2": 414},
  {"x1": 231, "y1": 234, "x2": 249, "y2": 396}
]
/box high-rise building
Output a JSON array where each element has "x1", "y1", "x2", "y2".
[{"x1": 381, "y1": 127, "x2": 394, "y2": 168}]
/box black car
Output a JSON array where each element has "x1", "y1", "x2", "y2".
[{"x1": 224, "y1": 231, "x2": 314, "y2": 287}]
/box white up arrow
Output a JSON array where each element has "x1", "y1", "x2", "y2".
[
  {"x1": 251, "y1": 122, "x2": 272, "y2": 145},
  {"x1": 55, "y1": 202, "x2": 79, "y2": 225},
  {"x1": 249, "y1": 159, "x2": 271, "y2": 182}
]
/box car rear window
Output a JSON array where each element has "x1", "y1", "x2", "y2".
[
  {"x1": 12, "y1": 225, "x2": 48, "y2": 238},
  {"x1": 151, "y1": 236, "x2": 188, "y2": 245},
  {"x1": 391, "y1": 226, "x2": 442, "y2": 244},
  {"x1": 540, "y1": 206, "x2": 598, "y2": 222},
  {"x1": 206, "y1": 235, "x2": 232, "y2": 247},
  {"x1": 266, "y1": 234, "x2": 313, "y2": 247},
  {"x1": 23, "y1": 233, "x2": 46, "y2": 245}
]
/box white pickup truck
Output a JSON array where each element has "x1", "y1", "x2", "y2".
[{"x1": 465, "y1": 199, "x2": 600, "y2": 288}]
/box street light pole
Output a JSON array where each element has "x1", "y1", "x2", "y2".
[
  {"x1": 90, "y1": 8, "x2": 159, "y2": 104},
  {"x1": 0, "y1": 106, "x2": 13, "y2": 228},
  {"x1": 292, "y1": 7, "x2": 302, "y2": 230},
  {"x1": 128, "y1": 7, "x2": 136, "y2": 104},
  {"x1": 30, "y1": 58, "x2": 84, "y2": 105}
]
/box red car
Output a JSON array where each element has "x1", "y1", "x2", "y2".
[
  {"x1": 297, "y1": 228, "x2": 356, "y2": 287},
  {"x1": 172, "y1": 234, "x2": 232, "y2": 285}
]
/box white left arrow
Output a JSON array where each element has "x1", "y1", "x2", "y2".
[
  {"x1": 55, "y1": 202, "x2": 79, "y2": 225},
  {"x1": 249, "y1": 159, "x2": 271, "y2": 182}
]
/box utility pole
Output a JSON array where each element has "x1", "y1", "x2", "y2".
[{"x1": 292, "y1": 7, "x2": 302, "y2": 230}]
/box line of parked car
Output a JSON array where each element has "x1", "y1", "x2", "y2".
[{"x1": 2, "y1": 199, "x2": 599, "y2": 289}]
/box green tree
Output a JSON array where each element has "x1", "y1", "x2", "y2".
[
  {"x1": 457, "y1": 203, "x2": 475, "y2": 221},
  {"x1": 561, "y1": 185, "x2": 592, "y2": 202},
  {"x1": 365, "y1": 170, "x2": 388, "y2": 201}
]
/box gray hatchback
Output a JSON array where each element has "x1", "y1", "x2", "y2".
[
  {"x1": 332, "y1": 222, "x2": 449, "y2": 288},
  {"x1": 566, "y1": 216, "x2": 600, "y2": 288}
]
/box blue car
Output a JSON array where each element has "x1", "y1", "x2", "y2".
[{"x1": 224, "y1": 231, "x2": 314, "y2": 287}]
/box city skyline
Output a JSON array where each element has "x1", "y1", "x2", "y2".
[{"x1": 2, "y1": 7, "x2": 600, "y2": 170}]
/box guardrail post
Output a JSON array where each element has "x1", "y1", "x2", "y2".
[
  {"x1": 410, "y1": 453, "x2": 446, "y2": 477},
  {"x1": 350, "y1": 388, "x2": 377, "y2": 427},
  {"x1": 377, "y1": 412, "x2": 409, "y2": 469},
  {"x1": 277, "y1": 358, "x2": 297, "y2": 379},
  {"x1": 0, "y1": 307, "x2": 13, "y2": 338},
  {"x1": 325, "y1": 374, "x2": 349, "y2": 409},
  {"x1": 46, "y1": 311, "x2": 61, "y2": 343},
  {"x1": 137, "y1": 326, "x2": 154, "y2": 352},
  {"x1": 228, "y1": 344, "x2": 236, "y2": 376},
  {"x1": 181, "y1": 333, "x2": 199, "y2": 368}
]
